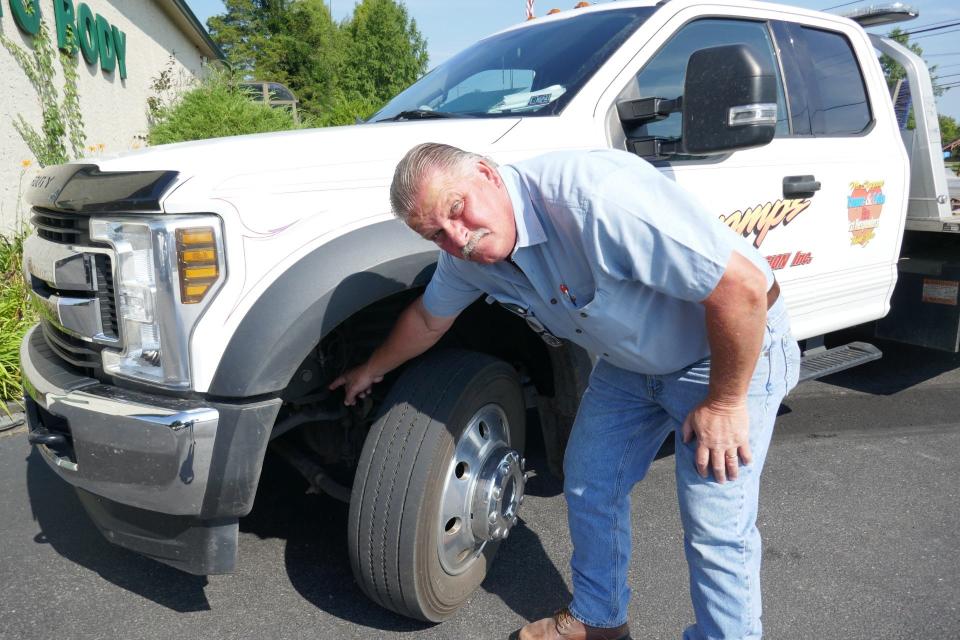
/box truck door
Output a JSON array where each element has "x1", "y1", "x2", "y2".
[{"x1": 600, "y1": 7, "x2": 907, "y2": 341}]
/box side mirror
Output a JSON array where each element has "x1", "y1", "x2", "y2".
[{"x1": 682, "y1": 44, "x2": 778, "y2": 155}]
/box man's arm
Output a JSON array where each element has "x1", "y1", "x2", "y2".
[
  {"x1": 681, "y1": 251, "x2": 769, "y2": 483},
  {"x1": 328, "y1": 295, "x2": 457, "y2": 405}
]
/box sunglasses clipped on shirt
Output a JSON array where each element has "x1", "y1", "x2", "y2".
[{"x1": 498, "y1": 302, "x2": 564, "y2": 348}]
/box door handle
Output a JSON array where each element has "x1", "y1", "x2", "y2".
[{"x1": 783, "y1": 175, "x2": 821, "y2": 199}]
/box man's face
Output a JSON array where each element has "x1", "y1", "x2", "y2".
[{"x1": 408, "y1": 160, "x2": 517, "y2": 264}]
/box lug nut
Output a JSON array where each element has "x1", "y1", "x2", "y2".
[
  {"x1": 502, "y1": 527, "x2": 510, "y2": 539},
  {"x1": 489, "y1": 512, "x2": 498, "y2": 524},
  {"x1": 493, "y1": 487, "x2": 502, "y2": 499}
]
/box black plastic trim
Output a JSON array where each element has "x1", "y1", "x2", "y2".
[
  {"x1": 209, "y1": 219, "x2": 439, "y2": 398},
  {"x1": 25, "y1": 164, "x2": 179, "y2": 213}
]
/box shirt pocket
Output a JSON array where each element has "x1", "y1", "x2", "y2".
[{"x1": 568, "y1": 286, "x2": 636, "y2": 347}]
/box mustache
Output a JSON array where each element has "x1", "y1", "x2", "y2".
[{"x1": 461, "y1": 228, "x2": 491, "y2": 259}]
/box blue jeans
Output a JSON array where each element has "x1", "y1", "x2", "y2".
[{"x1": 564, "y1": 297, "x2": 800, "y2": 639}]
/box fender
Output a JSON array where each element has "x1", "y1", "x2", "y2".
[{"x1": 208, "y1": 219, "x2": 439, "y2": 398}]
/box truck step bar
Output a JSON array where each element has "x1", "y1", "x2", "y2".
[{"x1": 799, "y1": 341, "x2": 883, "y2": 383}]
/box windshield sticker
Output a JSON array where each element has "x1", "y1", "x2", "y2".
[
  {"x1": 719, "y1": 198, "x2": 812, "y2": 248},
  {"x1": 490, "y1": 84, "x2": 567, "y2": 113},
  {"x1": 847, "y1": 180, "x2": 885, "y2": 247}
]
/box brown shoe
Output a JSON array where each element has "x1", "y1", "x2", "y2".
[{"x1": 510, "y1": 607, "x2": 630, "y2": 640}]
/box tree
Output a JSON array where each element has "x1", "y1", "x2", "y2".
[
  {"x1": 207, "y1": 0, "x2": 430, "y2": 126},
  {"x1": 255, "y1": 0, "x2": 344, "y2": 123},
  {"x1": 880, "y1": 28, "x2": 942, "y2": 97},
  {"x1": 338, "y1": 0, "x2": 429, "y2": 120},
  {"x1": 207, "y1": 0, "x2": 276, "y2": 73},
  {"x1": 940, "y1": 114, "x2": 959, "y2": 148}
]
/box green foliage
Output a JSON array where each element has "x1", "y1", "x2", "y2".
[
  {"x1": 0, "y1": 19, "x2": 86, "y2": 166},
  {"x1": 207, "y1": 0, "x2": 428, "y2": 126},
  {"x1": 207, "y1": 0, "x2": 268, "y2": 73},
  {"x1": 880, "y1": 28, "x2": 942, "y2": 98},
  {"x1": 147, "y1": 70, "x2": 299, "y2": 145},
  {"x1": 146, "y1": 55, "x2": 181, "y2": 127},
  {"x1": 339, "y1": 0, "x2": 428, "y2": 115},
  {"x1": 0, "y1": 230, "x2": 35, "y2": 404},
  {"x1": 940, "y1": 114, "x2": 959, "y2": 148},
  {"x1": 255, "y1": 0, "x2": 345, "y2": 124}
]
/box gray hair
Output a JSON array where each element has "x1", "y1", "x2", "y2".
[{"x1": 390, "y1": 142, "x2": 497, "y2": 223}]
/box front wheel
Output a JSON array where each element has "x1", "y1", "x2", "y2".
[{"x1": 348, "y1": 349, "x2": 526, "y2": 622}]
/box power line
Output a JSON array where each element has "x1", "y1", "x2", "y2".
[
  {"x1": 899, "y1": 18, "x2": 960, "y2": 35},
  {"x1": 914, "y1": 27, "x2": 960, "y2": 41},
  {"x1": 926, "y1": 53, "x2": 960, "y2": 57}
]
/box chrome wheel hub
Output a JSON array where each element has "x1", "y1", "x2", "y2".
[{"x1": 437, "y1": 404, "x2": 526, "y2": 575}]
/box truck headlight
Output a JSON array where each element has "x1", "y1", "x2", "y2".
[{"x1": 90, "y1": 216, "x2": 225, "y2": 389}]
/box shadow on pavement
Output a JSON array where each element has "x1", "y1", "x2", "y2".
[
  {"x1": 813, "y1": 330, "x2": 960, "y2": 395},
  {"x1": 24, "y1": 448, "x2": 211, "y2": 612},
  {"x1": 482, "y1": 519, "x2": 572, "y2": 622},
  {"x1": 240, "y1": 452, "x2": 432, "y2": 633},
  {"x1": 242, "y1": 441, "x2": 571, "y2": 632}
]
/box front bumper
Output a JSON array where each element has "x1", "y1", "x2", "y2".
[{"x1": 21, "y1": 325, "x2": 281, "y2": 573}]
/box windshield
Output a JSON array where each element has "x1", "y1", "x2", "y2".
[{"x1": 372, "y1": 7, "x2": 654, "y2": 121}]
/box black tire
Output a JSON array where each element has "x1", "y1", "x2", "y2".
[{"x1": 348, "y1": 349, "x2": 525, "y2": 622}]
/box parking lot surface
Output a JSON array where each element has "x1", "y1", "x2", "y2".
[{"x1": 1, "y1": 337, "x2": 958, "y2": 640}]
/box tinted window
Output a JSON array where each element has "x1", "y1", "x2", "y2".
[
  {"x1": 799, "y1": 27, "x2": 871, "y2": 135},
  {"x1": 268, "y1": 83, "x2": 296, "y2": 102},
  {"x1": 371, "y1": 7, "x2": 653, "y2": 120},
  {"x1": 630, "y1": 19, "x2": 789, "y2": 139}
]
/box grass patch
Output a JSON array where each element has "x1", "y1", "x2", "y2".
[{"x1": 0, "y1": 230, "x2": 36, "y2": 407}]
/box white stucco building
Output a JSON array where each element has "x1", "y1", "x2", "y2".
[{"x1": 1, "y1": 0, "x2": 222, "y2": 232}]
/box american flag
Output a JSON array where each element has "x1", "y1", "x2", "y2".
[{"x1": 526, "y1": 0, "x2": 535, "y2": 19}]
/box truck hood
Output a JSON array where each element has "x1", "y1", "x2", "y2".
[
  {"x1": 92, "y1": 118, "x2": 520, "y2": 234},
  {"x1": 96, "y1": 118, "x2": 521, "y2": 175}
]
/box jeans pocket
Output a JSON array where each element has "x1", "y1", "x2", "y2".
[
  {"x1": 782, "y1": 333, "x2": 801, "y2": 393},
  {"x1": 749, "y1": 325, "x2": 775, "y2": 394}
]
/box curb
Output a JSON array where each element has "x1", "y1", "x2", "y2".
[{"x1": 1, "y1": 399, "x2": 26, "y2": 433}]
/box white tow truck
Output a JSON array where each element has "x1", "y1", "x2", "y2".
[{"x1": 18, "y1": 0, "x2": 959, "y2": 622}]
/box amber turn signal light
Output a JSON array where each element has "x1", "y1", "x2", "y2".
[{"x1": 177, "y1": 227, "x2": 219, "y2": 304}]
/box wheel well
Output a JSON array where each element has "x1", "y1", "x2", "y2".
[{"x1": 272, "y1": 288, "x2": 583, "y2": 474}]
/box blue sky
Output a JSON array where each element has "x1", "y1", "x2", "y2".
[{"x1": 185, "y1": 0, "x2": 960, "y2": 120}]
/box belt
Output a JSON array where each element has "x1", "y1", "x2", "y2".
[{"x1": 767, "y1": 280, "x2": 780, "y2": 309}]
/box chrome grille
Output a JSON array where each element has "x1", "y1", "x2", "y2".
[
  {"x1": 40, "y1": 319, "x2": 104, "y2": 372},
  {"x1": 25, "y1": 213, "x2": 121, "y2": 375},
  {"x1": 94, "y1": 254, "x2": 119, "y2": 337}
]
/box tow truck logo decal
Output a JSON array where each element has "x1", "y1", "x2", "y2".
[
  {"x1": 847, "y1": 180, "x2": 885, "y2": 247},
  {"x1": 719, "y1": 198, "x2": 812, "y2": 248}
]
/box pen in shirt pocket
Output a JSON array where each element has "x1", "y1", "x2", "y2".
[{"x1": 559, "y1": 283, "x2": 577, "y2": 305}]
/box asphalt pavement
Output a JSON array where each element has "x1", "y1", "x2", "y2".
[{"x1": 1, "y1": 336, "x2": 958, "y2": 640}]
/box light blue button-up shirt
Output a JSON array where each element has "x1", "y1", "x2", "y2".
[{"x1": 422, "y1": 149, "x2": 774, "y2": 375}]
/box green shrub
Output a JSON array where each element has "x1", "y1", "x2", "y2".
[
  {"x1": 0, "y1": 231, "x2": 35, "y2": 405},
  {"x1": 148, "y1": 70, "x2": 299, "y2": 145}
]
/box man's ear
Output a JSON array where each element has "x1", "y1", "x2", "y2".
[{"x1": 477, "y1": 160, "x2": 501, "y2": 186}]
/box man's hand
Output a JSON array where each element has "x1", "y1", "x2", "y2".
[
  {"x1": 329, "y1": 364, "x2": 384, "y2": 406},
  {"x1": 326, "y1": 296, "x2": 457, "y2": 406},
  {"x1": 682, "y1": 399, "x2": 752, "y2": 483}
]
